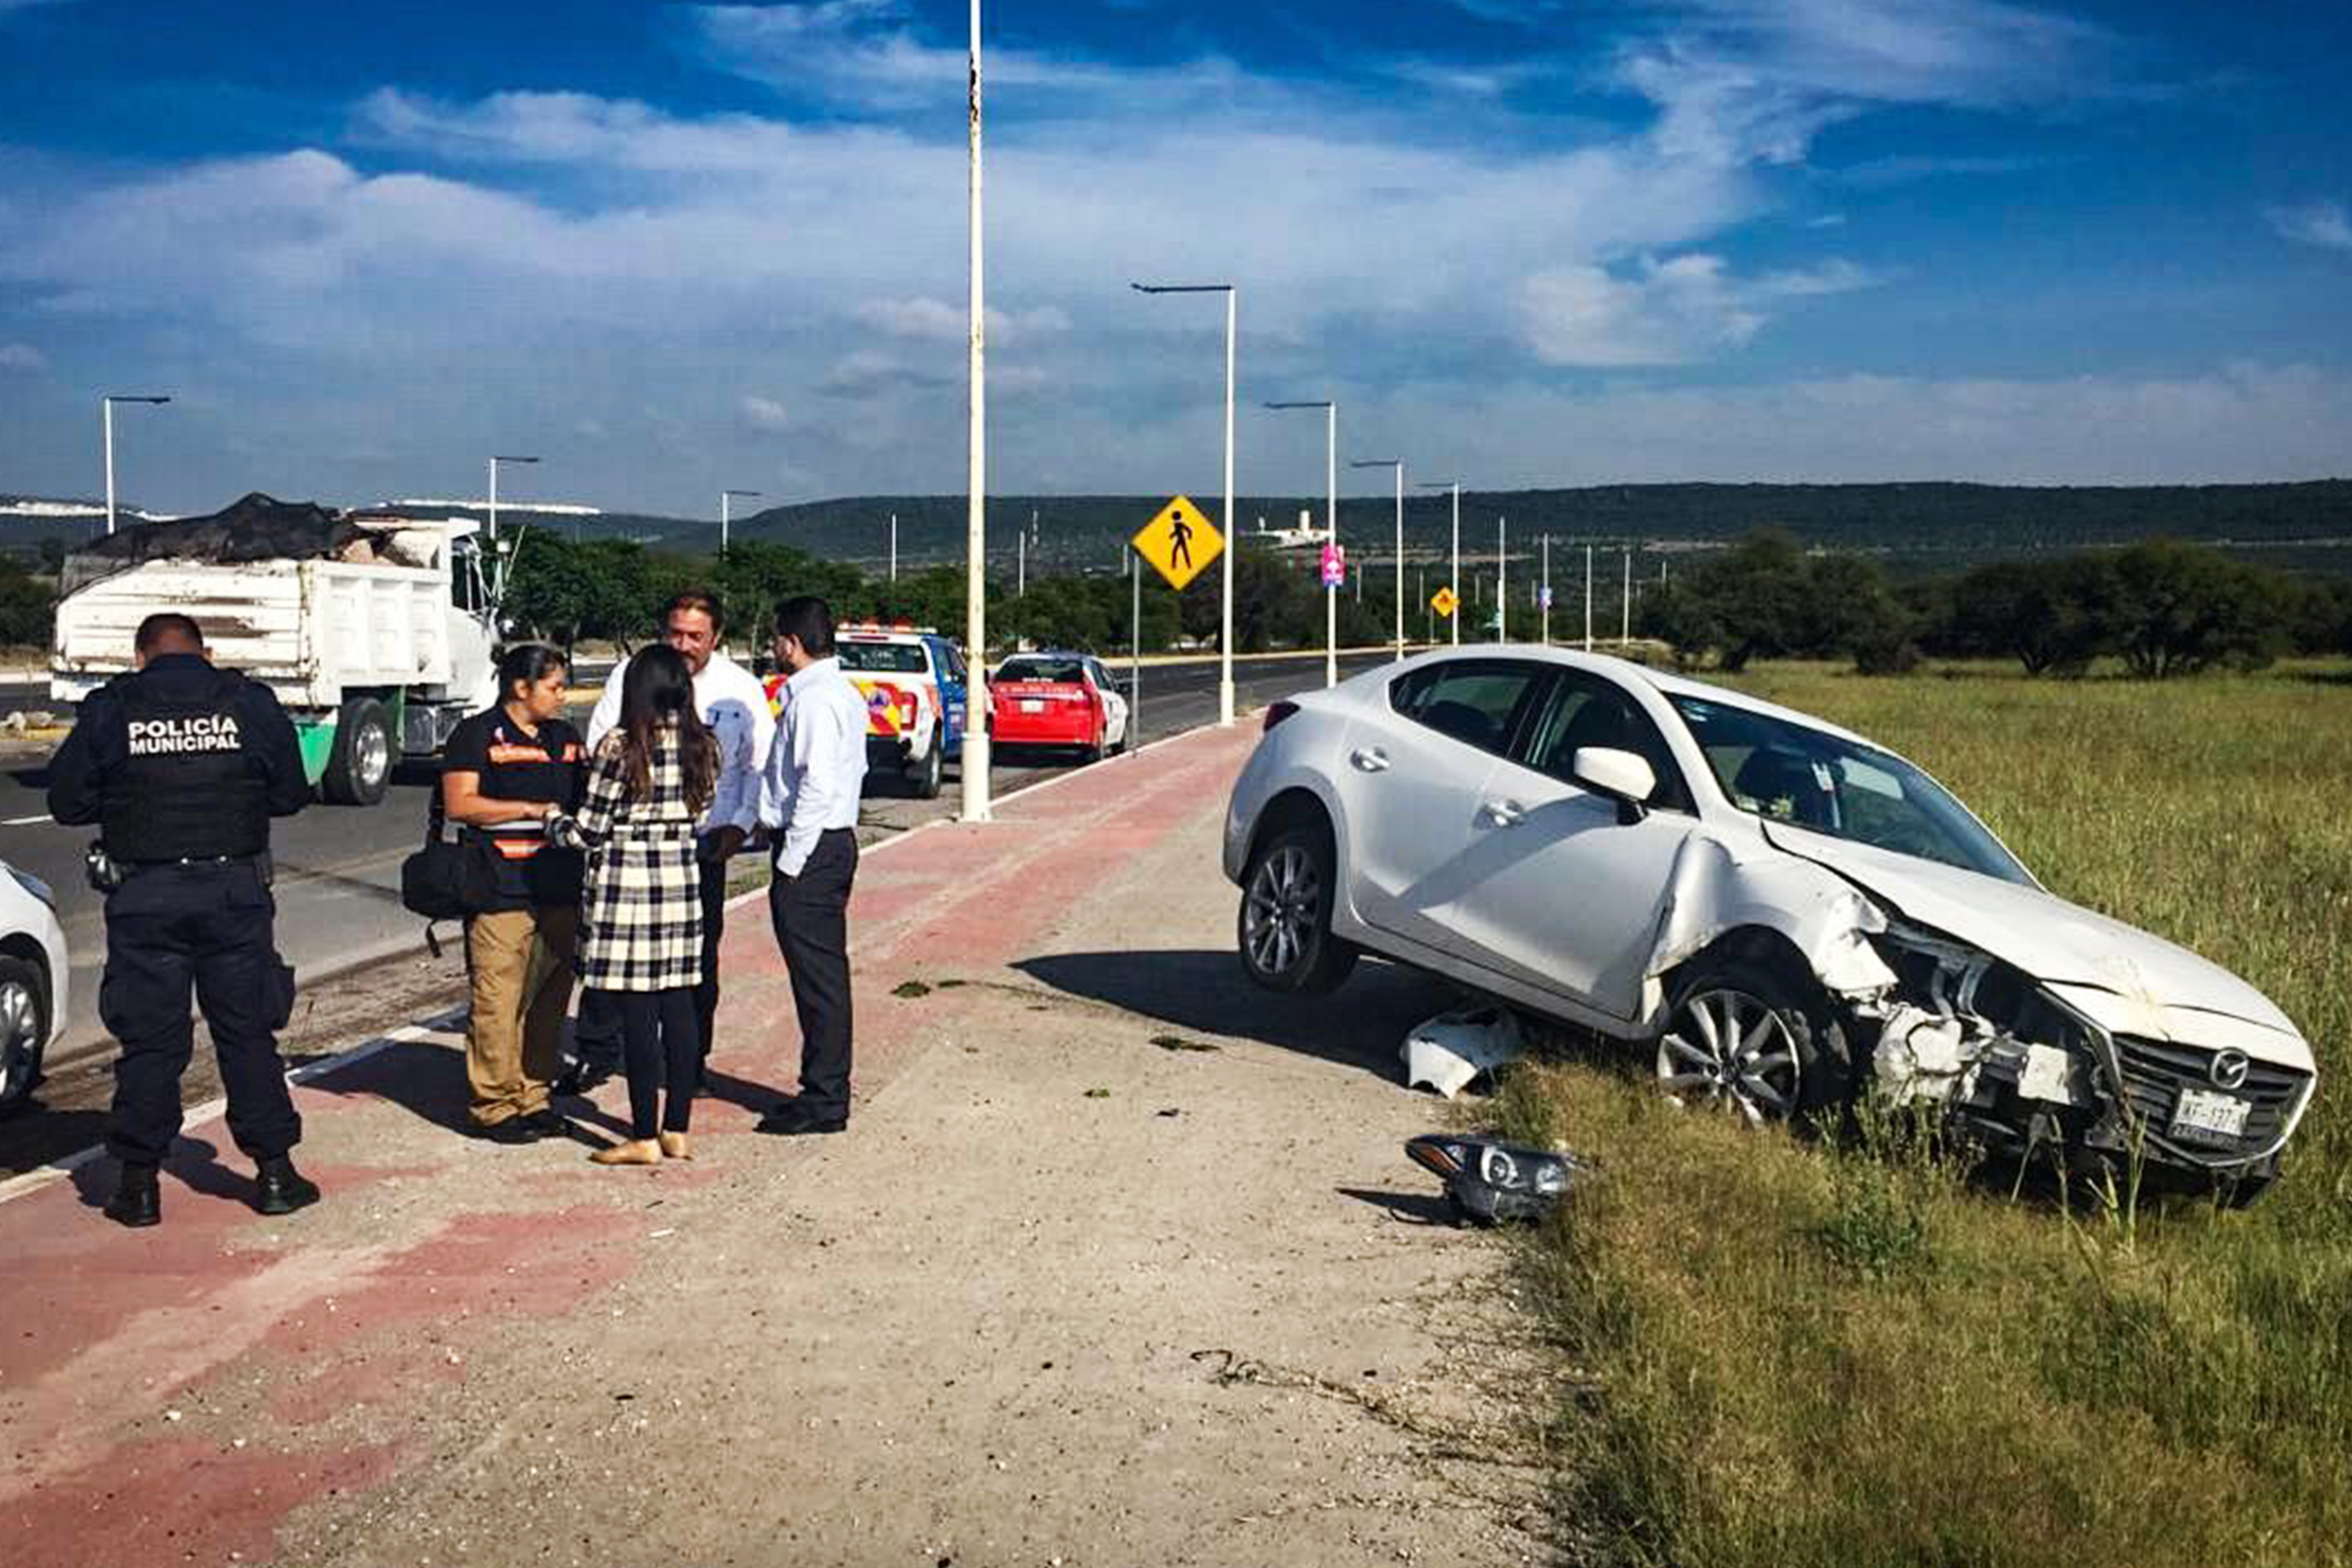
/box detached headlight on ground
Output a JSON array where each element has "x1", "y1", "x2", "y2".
[{"x1": 1405, "y1": 1133, "x2": 1581, "y2": 1224}]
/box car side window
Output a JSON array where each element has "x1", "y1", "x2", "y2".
[
  {"x1": 1387, "y1": 660, "x2": 1550, "y2": 758},
  {"x1": 1518, "y1": 673, "x2": 1694, "y2": 814}
]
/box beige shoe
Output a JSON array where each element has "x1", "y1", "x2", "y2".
[
  {"x1": 657, "y1": 1131, "x2": 693, "y2": 1161},
  {"x1": 589, "y1": 1138, "x2": 663, "y2": 1167}
]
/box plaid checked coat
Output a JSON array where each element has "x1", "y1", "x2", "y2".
[{"x1": 550, "y1": 726, "x2": 706, "y2": 992}]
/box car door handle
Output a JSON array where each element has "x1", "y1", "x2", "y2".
[
  {"x1": 1350, "y1": 747, "x2": 1390, "y2": 773},
  {"x1": 1483, "y1": 799, "x2": 1527, "y2": 827}
]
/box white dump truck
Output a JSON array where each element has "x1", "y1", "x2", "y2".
[{"x1": 50, "y1": 493, "x2": 500, "y2": 805}]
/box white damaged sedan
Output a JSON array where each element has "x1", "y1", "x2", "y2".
[{"x1": 1224, "y1": 647, "x2": 2316, "y2": 1199}]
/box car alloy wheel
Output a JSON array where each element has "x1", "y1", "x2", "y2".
[
  {"x1": 1656, "y1": 985, "x2": 1803, "y2": 1125},
  {"x1": 1243, "y1": 843, "x2": 1319, "y2": 979},
  {"x1": 0, "y1": 960, "x2": 46, "y2": 1108}
]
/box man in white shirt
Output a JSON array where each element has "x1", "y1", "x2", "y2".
[
  {"x1": 574, "y1": 589, "x2": 775, "y2": 1080},
  {"x1": 755, "y1": 595, "x2": 868, "y2": 1136}
]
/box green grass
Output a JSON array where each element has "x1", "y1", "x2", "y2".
[{"x1": 1510, "y1": 660, "x2": 2352, "y2": 1568}]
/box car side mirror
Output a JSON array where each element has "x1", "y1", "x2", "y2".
[{"x1": 1572, "y1": 747, "x2": 1656, "y2": 824}]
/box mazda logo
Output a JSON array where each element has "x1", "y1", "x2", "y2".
[{"x1": 2209, "y1": 1050, "x2": 2250, "y2": 1091}]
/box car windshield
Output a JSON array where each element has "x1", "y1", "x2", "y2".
[
  {"x1": 1668, "y1": 695, "x2": 2033, "y2": 885},
  {"x1": 1000, "y1": 658, "x2": 1086, "y2": 684},
  {"x1": 839, "y1": 641, "x2": 929, "y2": 674}
]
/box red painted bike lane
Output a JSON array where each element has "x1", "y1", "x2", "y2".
[{"x1": 0, "y1": 720, "x2": 1259, "y2": 1568}]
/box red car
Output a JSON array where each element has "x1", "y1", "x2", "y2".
[{"x1": 989, "y1": 652, "x2": 1131, "y2": 761}]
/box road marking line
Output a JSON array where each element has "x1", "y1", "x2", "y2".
[
  {"x1": 0, "y1": 1008, "x2": 467, "y2": 1208},
  {"x1": 4, "y1": 814, "x2": 51, "y2": 826}
]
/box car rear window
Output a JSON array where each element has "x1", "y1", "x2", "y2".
[
  {"x1": 1388, "y1": 661, "x2": 1547, "y2": 757},
  {"x1": 840, "y1": 642, "x2": 929, "y2": 674},
  {"x1": 1000, "y1": 658, "x2": 1086, "y2": 684}
]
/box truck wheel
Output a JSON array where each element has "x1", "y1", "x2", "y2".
[
  {"x1": 0, "y1": 954, "x2": 50, "y2": 1111},
  {"x1": 322, "y1": 696, "x2": 394, "y2": 806},
  {"x1": 908, "y1": 741, "x2": 943, "y2": 800}
]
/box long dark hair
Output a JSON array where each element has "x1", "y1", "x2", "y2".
[{"x1": 616, "y1": 645, "x2": 717, "y2": 812}]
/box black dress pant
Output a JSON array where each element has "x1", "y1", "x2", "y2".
[
  {"x1": 100, "y1": 861, "x2": 299, "y2": 1167},
  {"x1": 769, "y1": 828, "x2": 858, "y2": 1119},
  {"x1": 600, "y1": 986, "x2": 701, "y2": 1139},
  {"x1": 694, "y1": 843, "x2": 728, "y2": 1061}
]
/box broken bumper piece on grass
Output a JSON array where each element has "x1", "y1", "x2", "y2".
[
  {"x1": 1401, "y1": 1006, "x2": 1527, "y2": 1099},
  {"x1": 1404, "y1": 1133, "x2": 1580, "y2": 1224}
]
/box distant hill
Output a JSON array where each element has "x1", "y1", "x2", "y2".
[
  {"x1": 10, "y1": 481, "x2": 2351, "y2": 577},
  {"x1": 736, "y1": 481, "x2": 2352, "y2": 579}
]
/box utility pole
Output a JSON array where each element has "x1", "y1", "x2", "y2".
[
  {"x1": 961, "y1": 0, "x2": 992, "y2": 822},
  {"x1": 1497, "y1": 516, "x2": 1507, "y2": 643},
  {"x1": 1017, "y1": 528, "x2": 1025, "y2": 596},
  {"x1": 102, "y1": 394, "x2": 171, "y2": 537},
  {"x1": 1131, "y1": 281, "x2": 1238, "y2": 725},
  {"x1": 1267, "y1": 398, "x2": 1336, "y2": 686},
  {"x1": 1622, "y1": 550, "x2": 1633, "y2": 646},
  {"x1": 1541, "y1": 534, "x2": 1551, "y2": 646},
  {"x1": 720, "y1": 488, "x2": 761, "y2": 555},
  {"x1": 1583, "y1": 543, "x2": 1594, "y2": 652},
  {"x1": 889, "y1": 513, "x2": 899, "y2": 582}
]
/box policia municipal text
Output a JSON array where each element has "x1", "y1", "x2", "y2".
[{"x1": 47, "y1": 612, "x2": 320, "y2": 1228}]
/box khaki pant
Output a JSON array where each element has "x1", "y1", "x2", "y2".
[{"x1": 466, "y1": 905, "x2": 578, "y2": 1127}]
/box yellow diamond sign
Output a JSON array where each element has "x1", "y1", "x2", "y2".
[
  {"x1": 1431, "y1": 585, "x2": 1460, "y2": 619},
  {"x1": 1132, "y1": 495, "x2": 1223, "y2": 592}
]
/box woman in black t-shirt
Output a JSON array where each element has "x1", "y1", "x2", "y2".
[{"x1": 440, "y1": 644, "x2": 587, "y2": 1142}]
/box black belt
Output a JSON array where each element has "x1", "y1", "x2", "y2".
[{"x1": 126, "y1": 852, "x2": 261, "y2": 867}]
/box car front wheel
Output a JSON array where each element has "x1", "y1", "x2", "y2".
[
  {"x1": 1237, "y1": 825, "x2": 1357, "y2": 995},
  {"x1": 0, "y1": 954, "x2": 50, "y2": 1110},
  {"x1": 1656, "y1": 958, "x2": 1847, "y2": 1126}
]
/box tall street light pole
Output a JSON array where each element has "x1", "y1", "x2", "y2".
[
  {"x1": 1498, "y1": 515, "x2": 1508, "y2": 643},
  {"x1": 962, "y1": 0, "x2": 992, "y2": 823},
  {"x1": 720, "y1": 489, "x2": 761, "y2": 555},
  {"x1": 1352, "y1": 459, "x2": 1405, "y2": 660},
  {"x1": 102, "y1": 394, "x2": 170, "y2": 536},
  {"x1": 1132, "y1": 281, "x2": 1237, "y2": 726},
  {"x1": 1417, "y1": 480, "x2": 1460, "y2": 645},
  {"x1": 1265, "y1": 399, "x2": 1335, "y2": 687},
  {"x1": 488, "y1": 454, "x2": 540, "y2": 603}
]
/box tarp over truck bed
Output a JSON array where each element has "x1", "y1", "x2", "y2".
[{"x1": 60, "y1": 492, "x2": 422, "y2": 597}]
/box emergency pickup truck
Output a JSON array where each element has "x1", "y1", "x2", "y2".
[{"x1": 766, "y1": 625, "x2": 968, "y2": 799}]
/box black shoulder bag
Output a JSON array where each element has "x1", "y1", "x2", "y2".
[{"x1": 399, "y1": 789, "x2": 503, "y2": 943}]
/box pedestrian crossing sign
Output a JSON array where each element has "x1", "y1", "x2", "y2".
[
  {"x1": 1431, "y1": 585, "x2": 1460, "y2": 619},
  {"x1": 1133, "y1": 495, "x2": 1223, "y2": 592}
]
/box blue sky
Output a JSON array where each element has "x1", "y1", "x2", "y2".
[{"x1": 1, "y1": 0, "x2": 2348, "y2": 515}]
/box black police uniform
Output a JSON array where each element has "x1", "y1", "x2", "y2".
[{"x1": 47, "y1": 652, "x2": 313, "y2": 1193}]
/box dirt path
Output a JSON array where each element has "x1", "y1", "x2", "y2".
[{"x1": 4, "y1": 725, "x2": 1558, "y2": 1566}]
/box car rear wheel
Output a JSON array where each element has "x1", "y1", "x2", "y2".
[
  {"x1": 0, "y1": 954, "x2": 50, "y2": 1110},
  {"x1": 1656, "y1": 958, "x2": 1847, "y2": 1126},
  {"x1": 1238, "y1": 825, "x2": 1357, "y2": 995},
  {"x1": 1081, "y1": 724, "x2": 1104, "y2": 764},
  {"x1": 908, "y1": 740, "x2": 944, "y2": 800}
]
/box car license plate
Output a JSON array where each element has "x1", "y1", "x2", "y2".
[
  {"x1": 2170, "y1": 1086, "x2": 2249, "y2": 1145},
  {"x1": 1020, "y1": 699, "x2": 1043, "y2": 713}
]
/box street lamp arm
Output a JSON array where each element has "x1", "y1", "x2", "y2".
[{"x1": 1131, "y1": 282, "x2": 1234, "y2": 295}]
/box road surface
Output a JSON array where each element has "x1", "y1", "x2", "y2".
[{"x1": 0, "y1": 648, "x2": 1401, "y2": 1171}]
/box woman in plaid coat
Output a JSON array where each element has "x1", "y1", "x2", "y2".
[{"x1": 549, "y1": 646, "x2": 718, "y2": 1166}]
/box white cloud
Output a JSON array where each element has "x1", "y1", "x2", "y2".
[
  {"x1": 1521, "y1": 254, "x2": 1874, "y2": 366},
  {"x1": 0, "y1": 342, "x2": 45, "y2": 371},
  {"x1": 739, "y1": 395, "x2": 790, "y2": 431},
  {"x1": 1616, "y1": 0, "x2": 2116, "y2": 167},
  {"x1": 2267, "y1": 199, "x2": 2352, "y2": 254},
  {"x1": 854, "y1": 296, "x2": 1070, "y2": 344}
]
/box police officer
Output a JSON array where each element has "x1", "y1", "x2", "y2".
[{"x1": 47, "y1": 612, "x2": 319, "y2": 1228}]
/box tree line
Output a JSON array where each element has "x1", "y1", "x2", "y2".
[{"x1": 1643, "y1": 529, "x2": 2352, "y2": 677}]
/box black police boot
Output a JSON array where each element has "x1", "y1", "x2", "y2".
[
  {"x1": 254, "y1": 1155, "x2": 321, "y2": 1216},
  {"x1": 103, "y1": 1161, "x2": 162, "y2": 1229}
]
